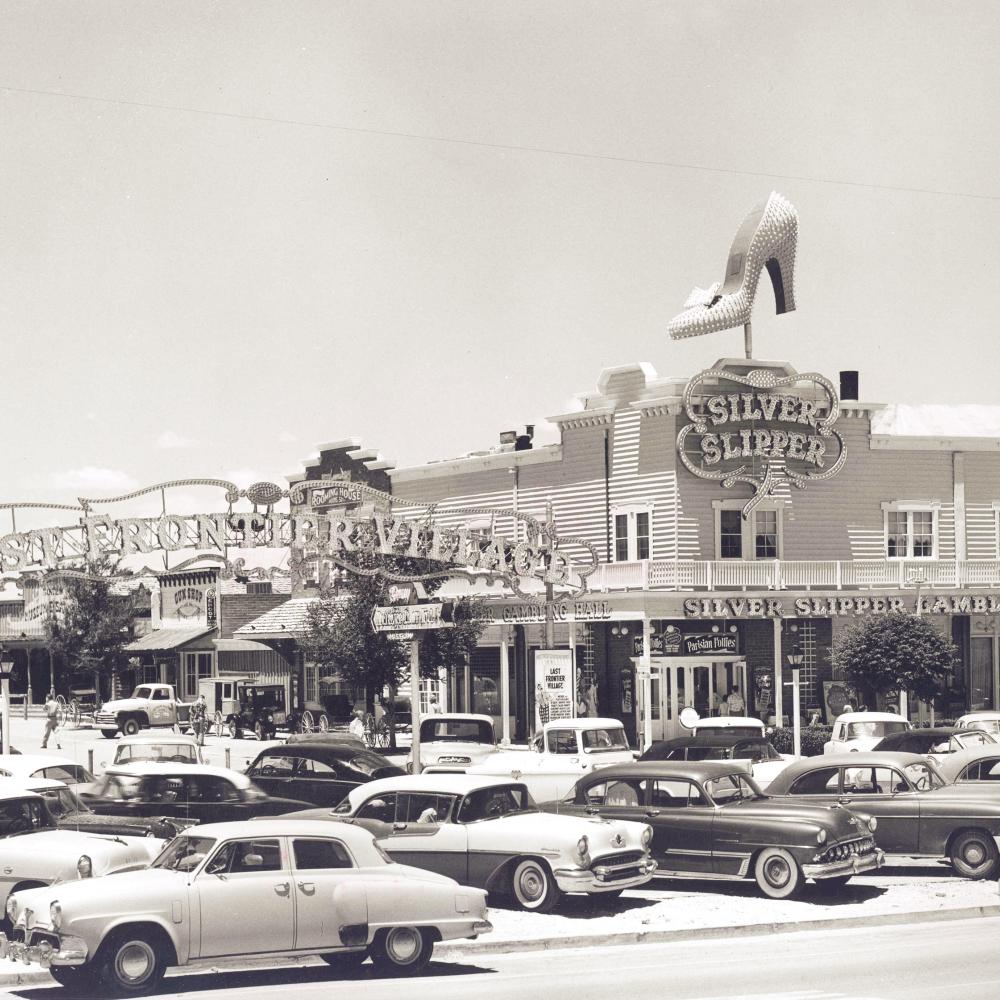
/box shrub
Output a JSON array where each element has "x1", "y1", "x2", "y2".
[{"x1": 769, "y1": 724, "x2": 832, "y2": 757}]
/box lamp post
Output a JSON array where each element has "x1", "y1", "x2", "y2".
[
  {"x1": 787, "y1": 644, "x2": 804, "y2": 758},
  {"x1": 0, "y1": 646, "x2": 13, "y2": 756}
]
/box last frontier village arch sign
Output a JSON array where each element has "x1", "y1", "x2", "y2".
[{"x1": 0, "y1": 479, "x2": 599, "y2": 601}]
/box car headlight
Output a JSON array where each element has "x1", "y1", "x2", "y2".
[
  {"x1": 49, "y1": 902, "x2": 62, "y2": 931},
  {"x1": 816, "y1": 829, "x2": 827, "y2": 845},
  {"x1": 642, "y1": 825, "x2": 653, "y2": 847},
  {"x1": 6, "y1": 897, "x2": 17, "y2": 922},
  {"x1": 868, "y1": 816, "x2": 877, "y2": 832},
  {"x1": 576, "y1": 835, "x2": 589, "y2": 859},
  {"x1": 76, "y1": 855, "x2": 92, "y2": 878}
]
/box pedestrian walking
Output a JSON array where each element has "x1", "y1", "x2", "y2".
[
  {"x1": 41, "y1": 690, "x2": 61, "y2": 749},
  {"x1": 725, "y1": 686, "x2": 745, "y2": 716},
  {"x1": 190, "y1": 692, "x2": 208, "y2": 746}
]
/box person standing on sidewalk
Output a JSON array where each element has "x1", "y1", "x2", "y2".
[
  {"x1": 189, "y1": 693, "x2": 208, "y2": 747},
  {"x1": 41, "y1": 690, "x2": 61, "y2": 749}
]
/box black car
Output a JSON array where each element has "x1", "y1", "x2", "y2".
[
  {"x1": 244, "y1": 743, "x2": 404, "y2": 807},
  {"x1": 871, "y1": 727, "x2": 997, "y2": 755},
  {"x1": 639, "y1": 733, "x2": 783, "y2": 764},
  {"x1": 81, "y1": 763, "x2": 311, "y2": 823}
]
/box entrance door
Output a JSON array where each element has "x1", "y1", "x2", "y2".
[
  {"x1": 655, "y1": 659, "x2": 750, "y2": 739},
  {"x1": 970, "y1": 637, "x2": 995, "y2": 712}
]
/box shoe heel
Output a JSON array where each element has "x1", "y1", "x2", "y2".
[{"x1": 765, "y1": 236, "x2": 796, "y2": 315}]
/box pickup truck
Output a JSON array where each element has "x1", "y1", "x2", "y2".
[{"x1": 94, "y1": 684, "x2": 193, "y2": 739}]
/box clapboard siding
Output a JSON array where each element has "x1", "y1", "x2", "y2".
[{"x1": 964, "y1": 454, "x2": 1000, "y2": 559}]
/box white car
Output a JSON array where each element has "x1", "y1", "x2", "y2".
[
  {"x1": 956, "y1": 712, "x2": 1000, "y2": 737},
  {"x1": 689, "y1": 716, "x2": 767, "y2": 737},
  {"x1": 0, "y1": 787, "x2": 164, "y2": 921},
  {"x1": 466, "y1": 718, "x2": 635, "y2": 802},
  {"x1": 1, "y1": 819, "x2": 492, "y2": 993},
  {"x1": 415, "y1": 714, "x2": 498, "y2": 773},
  {"x1": 0, "y1": 755, "x2": 94, "y2": 794},
  {"x1": 823, "y1": 712, "x2": 912, "y2": 754},
  {"x1": 314, "y1": 773, "x2": 655, "y2": 912},
  {"x1": 98, "y1": 733, "x2": 206, "y2": 771}
]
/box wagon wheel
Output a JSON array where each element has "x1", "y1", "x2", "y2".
[
  {"x1": 213, "y1": 711, "x2": 226, "y2": 738},
  {"x1": 362, "y1": 712, "x2": 377, "y2": 748},
  {"x1": 55, "y1": 694, "x2": 67, "y2": 709},
  {"x1": 68, "y1": 699, "x2": 82, "y2": 727},
  {"x1": 317, "y1": 713, "x2": 330, "y2": 733},
  {"x1": 375, "y1": 717, "x2": 391, "y2": 749},
  {"x1": 301, "y1": 710, "x2": 315, "y2": 734},
  {"x1": 55, "y1": 706, "x2": 67, "y2": 728}
]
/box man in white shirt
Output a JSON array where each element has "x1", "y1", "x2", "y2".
[{"x1": 725, "y1": 686, "x2": 746, "y2": 716}]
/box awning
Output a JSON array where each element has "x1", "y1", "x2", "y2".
[
  {"x1": 125, "y1": 627, "x2": 215, "y2": 652},
  {"x1": 214, "y1": 638, "x2": 277, "y2": 653}
]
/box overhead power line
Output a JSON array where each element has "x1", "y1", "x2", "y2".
[{"x1": 3, "y1": 83, "x2": 997, "y2": 202}]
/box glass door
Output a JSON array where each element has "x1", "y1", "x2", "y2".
[{"x1": 970, "y1": 637, "x2": 995, "y2": 711}]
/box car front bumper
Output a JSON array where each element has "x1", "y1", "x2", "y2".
[
  {"x1": 0, "y1": 932, "x2": 88, "y2": 968},
  {"x1": 802, "y1": 849, "x2": 884, "y2": 880},
  {"x1": 554, "y1": 857, "x2": 658, "y2": 894}
]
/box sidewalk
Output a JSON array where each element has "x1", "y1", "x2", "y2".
[{"x1": 0, "y1": 861, "x2": 997, "y2": 986}]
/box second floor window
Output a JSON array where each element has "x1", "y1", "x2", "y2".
[
  {"x1": 885, "y1": 506, "x2": 937, "y2": 559},
  {"x1": 716, "y1": 503, "x2": 782, "y2": 560},
  {"x1": 613, "y1": 507, "x2": 652, "y2": 561}
]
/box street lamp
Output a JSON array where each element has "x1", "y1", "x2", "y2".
[
  {"x1": 787, "y1": 644, "x2": 804, "y2": 758},
  {"x1": 0, "y1": 646, "x2": 14, "y2": 755}
]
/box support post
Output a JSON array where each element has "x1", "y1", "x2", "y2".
[
  {"x1": 499, "y1": 626, "x2": 511, "y2": 745},
  {"x1": 772, "y1": 618, "x2": 784, "y2": 727},
  {"x1": 744, "y1": 321, "x2": 752, "y2": 359},
  {"x1": 641, "y1": 616, "x2": 652, "y2": 752},
  {"x1": 410, "y1": 640, "x2": 422, "y2": 774},
  {"x1": 0, "y1": 676, "x2": 9, "y2": 756},
  {"x1": 792, "y1": 669, "x2": 801, "y2": 757}
]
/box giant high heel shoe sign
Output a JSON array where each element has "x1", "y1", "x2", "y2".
[{"x1": 667, "y1": 191, "x2": 798, "y2": 357}]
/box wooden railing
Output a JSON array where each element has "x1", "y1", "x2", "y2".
[{"x1": 588, "y1": 559, "x2": 1000, "y2": 592}]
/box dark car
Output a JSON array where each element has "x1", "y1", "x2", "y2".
[
  {"x1": 81, "y1": 763, "x2": 311, "y2": 823},
  {"x1": 871, "y1": 727, "x2": 996, "y2": 755},
  {"x1": 244, "y1": 743, "x2": 404, "y2": 807},
  {"x1": 638, "y1": 734, "x2": 792, "y2": 789},
  {"x1": 543, "y1": 760, "x2": 882, "y2": 899},
  {"x1": 766, "y1": 751, "x2": 1000, "y2": 879}
]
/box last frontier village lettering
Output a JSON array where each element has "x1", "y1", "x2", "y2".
[{"x1": 684, "y1": 594, "x2": 1000, "y2": 618}]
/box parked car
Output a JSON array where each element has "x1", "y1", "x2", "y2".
[
  {"x1": 936, "y1": 745, "x2": 1000, "y2": 784},
  {"x1": 95, "y1": 683, "x2": 192, "y2": 738},
  {"x1": 0, "y1": 755, "x2": 94, "y2": 793},
  {"x1": 82, "y1": 762, "x2": 311, "y2": 824},
  {"x1": 767, "y1": 751, "x2": 1000, "y2": 879},
  {"x1": 97, "y1": 733, "x2": 206, "y2": 772},
  {"x1": 293, "y1": 773, "x2": 656, "y2": 912},
  {"x1": 10, "y1": 777, "x2": 188, "y2": 840},
  {"x1": 414, "y1": 713, "x2": 498, "y2": 773},
  {"x1": 638, "y1": 734, "x2": 796, "y2": 789},
  {"x1": 0, "y1": 787, "x2": 165, "y2": 926},
  {"x1": 823, "y1": 712, "x2": 911, "y2": 753},
  {"x1": 245, "y1": 743, "x2": 403, "y2": 807},
  {"x1": 955, "y1": 711, "x2": 1000, "y2": 736},
  {"x1": 687, "y1": 715, "x2": 769, "y2": 738},
  {"x1": 543, "y1": 761, "x2": 881, "y2": 899},
  {"x1": 466, "y1": 718, "x2": 635, "y2": 801},
  {"x1": 871, "y1": 727, "x2": 996, "y2": 759},
  {"x1": 286, "y1": 732, "x2": 368, "y2": 751},
  {"x1": 0, "y1": 819, "x2": 493, "y2": 993}
]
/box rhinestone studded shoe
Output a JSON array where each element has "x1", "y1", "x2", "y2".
[{"x1": 667, "y1": 191, "x2": 798, "y2": 340}]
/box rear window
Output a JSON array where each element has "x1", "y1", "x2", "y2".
[
  {"x1": 847, "y1": 721, "x2": 909, "y2": 739},
  {"x1": 420, "y1": 719, "x2": 495, "y2": 744}
]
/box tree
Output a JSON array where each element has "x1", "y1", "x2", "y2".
[
  {"x1": 43, "y1": 565, "x2": 135, "y2": 697},
  {"x1": 301, "y1": 558, "x2": 487, "y2": 749},
  {"x1": 831, "y1": 613, "x2": 957, "y2": 708}
]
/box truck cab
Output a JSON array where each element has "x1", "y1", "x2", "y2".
[{"x1": 95, "y1": 684, "x2": 191, "y2": 739}]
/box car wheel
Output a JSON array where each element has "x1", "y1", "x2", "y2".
[
  {"x1": 950, "y1": 830, "x2": 999, "y2": 879},
  {"x1": 121, "y1": 718, "x2": 141, "y2": 737},
  {"x1": 49, "y1": 965, "x2": 97, "y2": 991},
  {"x1": 320, "y1": 949, "x2": 368, "y2": 973},
  {"x1": 371, "y1": 927, "x2": 433, "y2": 976},
  {"x1": 510, "y1": 858, "x2": 561, "y2": 913},
  {"x1": 95, "y1": 928, "x2": 167, "y2": 996},
  {"x1": 754, "y1": 848, "x2": 802, "y2": 900},
  {"x1": 101, "y1": 730, "x2": 118, "y2": 739},
  {"x1": 813, "y1": 875, "x2": 851, "y2": 894}
]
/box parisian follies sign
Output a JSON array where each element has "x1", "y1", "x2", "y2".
[{"x1": 676, "y1": 365, "x2": 846, "y2": 517}]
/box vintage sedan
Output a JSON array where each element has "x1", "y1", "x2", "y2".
[
  {"x1": 414, "y1": 714, "x2": 498, "y2": 773},
  {"x1": 767, "y1": 752, "x2": 1000, "y2": 879},
  {"x1": 0, "y1": 787, "x2": 164, "y2": 926},
  {"x1": 955, "y1": 711, "x2": 1000, "y2": 736},
  {"x1": 0, "y1": 755, "x2": 94, "y2": 793},
  {"x1": 823, "y1": 712, "x2": 911, "y2": 753},
  {"x1": 0, "y1": 820, "x2": 492, "y2": 995},
  {"x1": 466, "y1": 718, "x2": 635, "y2": 802},
  {"x1": 544, "y1": 761, "x2": 881, "y2": 899},
  {"x1": 245, "y1": 743, "x2": 403, "y2": 807},
  {"x1": 82, "y1": 763, "x2": 311, "y2": 823},
  {"x1": 290, "y1": 773, "x2": 656, "y2": 912},
  {"x1": 936, "y1": 746, "x2": 1000, "y2": 784},
  {"x1": 638, "y1": 734, "x2": 796, "y2": 789}
]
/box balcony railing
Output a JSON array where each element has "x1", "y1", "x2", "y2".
[{"x1": 588, "y1": 559, "x2": 1000, "y2": 592}]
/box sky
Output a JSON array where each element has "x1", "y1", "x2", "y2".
[{"x1": 2, "y1": 1, "x2": 998, "y2": 531}]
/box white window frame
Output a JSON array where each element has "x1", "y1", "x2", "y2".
[
  {"x1": 713, "y1": 500, "x2": 784, "y2": 560},
  {"x1": 611, "y1": 503, "x2": 654, "y2": 562},
  {"x1": 881, "y1": 501, "x2": 940, "y2": 560}
]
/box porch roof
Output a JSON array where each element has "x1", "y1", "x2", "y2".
[{"x1": 124, "y1": 626, "x2": 215, "y2": 652}]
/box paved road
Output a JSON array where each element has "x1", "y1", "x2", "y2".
[{"x1": 0, "y1": 916, "x2": 995, "y2": 1000}]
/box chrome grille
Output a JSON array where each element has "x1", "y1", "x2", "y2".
[{"x1": 819, "y1": 836, "x2": 876, "y2": 864}]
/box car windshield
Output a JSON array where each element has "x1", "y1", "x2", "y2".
[
  {"x1": 118, "y1": 744, "x2": 198, "y2": 764},
  {"x1": 456, "y1": 784, "x2": 535, "y2": 822},
  {"x1": 966, "y1": 720, "x2": 1000, "y2": 735},
  {"x1": 132, "y1": 686, "x2": 153, "y2": 700},
  {"x1": 903, "y1": 761, "x2": 946, "y2": 791},
  {"x1": 704, "y1": 773, "x2": 763, "y2": 805},
  {"x1": 581, "y1": 728, "x2": 630, "y2": 753},
  {"x1": 847, "y1": 721, "x2": 909, "y2": 739},
  {"x1": 0, "y1": 798, "x2": 52, "y2": 835},
  {"x1": 36, "y1": 786, "x2": 88, "y2": 818},
  {"x1": 420, "y1": 719, "x2": 495, "y2": 744},
  {"x1": 152, "y1": 835, "x2": 217, "y2": 872}
]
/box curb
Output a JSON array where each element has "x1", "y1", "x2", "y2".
[{"x1": 1, "y1": 903, "x2": 998, "y2": 987}]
